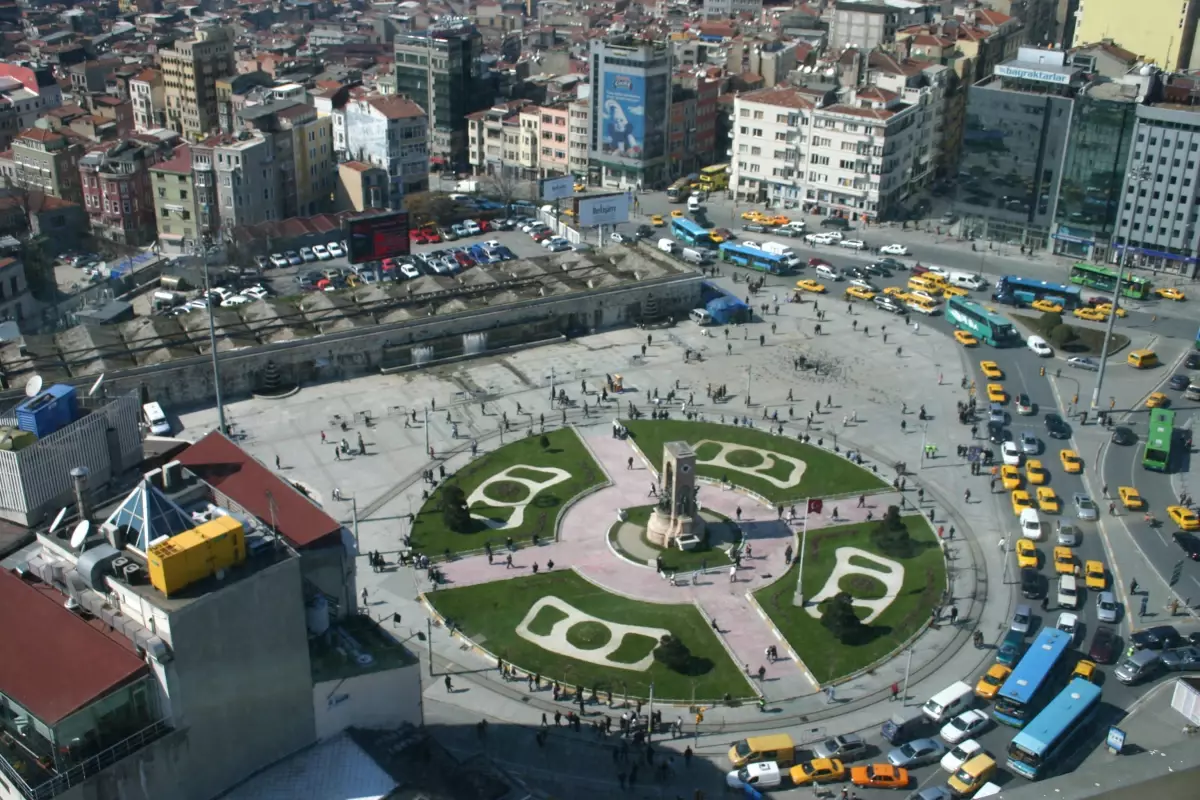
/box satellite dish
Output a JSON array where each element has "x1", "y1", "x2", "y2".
[
  {"x1": 49, "y1": 507, "x2": 67, "y2": 535},
  {"x1": 69, "y1": 520, "x2": 90, "y2": 549},
  {"x1": 25, "y1": 374, "x2": 43, "y2": 398},
  {"x1": 88, "y1": 373, "x2": 105, "y2": 397}
]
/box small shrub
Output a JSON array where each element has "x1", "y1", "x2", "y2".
[
  {"x1": 820, "y1": 591, "x2": 867, "y2": 644},
  {"x1": 1049, "y1": 324, "x2": 1078, "y2": 349},
  {"x1": 540, "y1": 434, "x2": 550, "y2": 449},
  {"x1": 442, "y1": 485, "x2": 472, "y2": 533},
  {"x1": 870, "y1": 505, "x2": 915, "y2": 558}
]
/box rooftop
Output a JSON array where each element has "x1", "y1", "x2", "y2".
[{"x1": 736, "y1": 86, "x2": 818, "y2": 110}]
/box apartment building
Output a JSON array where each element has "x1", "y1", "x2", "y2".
[
  {"x1": 703, "y1": 0, "x2": 763, "y2": 18},
  {"x1": 239, "y1": 100, "x2": 335, "y2": 218},
  {"x1": 466, "y1": 101, "x2": 527, "y2": 175},
  {"x1": 588, "y1": 37, "x2": 672, "y2": 189},
  {"x1": 130, "y1": 68, "x2": 164, "y2": 132},
  {"x1": 335, "y1": 161, "x2": 389, "y2": 212},
  {"x1": 567, "y1": 92, "x2": 590, "y2": 178},
  {"x1": 334, "y1": 94, "x2": 429, "y2": 209},
  {"x1": 668, "y1": 72, "x2": 720, "y2": 178},
  {"x1": 150, "y1": 144, "x2": 202, "y2": 249},
  {"x1": 868, "y1": 52, "x2": 954, "y2": 184},
  {"x1": 731, "y1": 87, "x2": 821, "y2": 207},
  {"x1": 1072, "y1": 0, "x2": 1200, "y2": 71},
  {"x1": 79, "y1": 139, "x2": 166, "y2": 246},
  {"x1": 537, "y1": 103, "x2": 570, "y2": 177},
  {"x1": 3, "y1": 126, "x2": 85, "y2": 206},
  {"x1": 209, "y1": 130, "x2": 283, "y2": 228},
  {"x1": 0, "y1": 62, "x2": 63, "y2": 151},
  {"x1": 895, "y1": 10, "x2": 1023, "y2": 86},
  {"x1": 831, "y1": 1, "x2": 935, "y2": 53},
  {"x1": 977, "y1": 0, "x2": 1058, "y2": 45},
  {"x1": 161, "y1": 25, "x2": 236, "y2": 141}
]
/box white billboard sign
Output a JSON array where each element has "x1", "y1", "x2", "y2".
[
  {"x1": 577, "y1": 193, "x2": 631, "y2": 226},
  {"x1": 541, "y1": 175, "x2": 576, "y2": 201}
]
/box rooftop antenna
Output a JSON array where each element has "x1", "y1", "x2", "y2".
[
  {"x1": 49, "y1": 506, "x2": 67, "y2": 535},
  {"x1": 25, "y1": 373, "x2": 43, "y2": 398},
  {"x1": 69, "y1": 519, "x2": 90, "y2": 549},
  {"x1": 88, "y1": 373, "x2": 105, "y2": 397}
]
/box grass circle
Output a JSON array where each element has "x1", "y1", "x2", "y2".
[
  {"x1": 840, "y1": 574, "x2": 889, "y2": 600},
  {"x1": 726, "y1": 448, "x2": 765, "y2": 468},
  {"x1": 565, "y1": 621, "x2": 613, "y2": 650},
  {"x1": 482, "y1": 479, "x2": 530, "y2": 503}
]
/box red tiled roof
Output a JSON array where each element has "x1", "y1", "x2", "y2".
[
  {"x1": 152, "y1": 144, "x2": 192, "y2": 175},
  {"x1": 177, "y1": 431, "x2": 343, "y2": 549},
  {"x1": 0, "y1": 570, "x2": 148, "y2": 725}
]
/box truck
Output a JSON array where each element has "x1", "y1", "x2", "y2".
[
  {"x1": 455, "y1": 179, "x2": 481, "y2": 193},
  {"x1": 761, "y1": 241, "x2": 802, "y2": 270}
]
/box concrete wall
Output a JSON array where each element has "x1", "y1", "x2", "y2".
[{"x1": 311, "y1": 662, "x2": 422, "y2": 741}]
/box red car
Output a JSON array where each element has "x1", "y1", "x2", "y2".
[
  {"x1": 533, "y1": 229, "x2": 553, "y2": 242},
  {"x1": 809, "y1": 257, "x2": 831, "y2": 268},
  {"x1": 478, "y1": 219, "x2": 491, "y2": 232},
  {"x1": 410, "y1": 229, "x2": 428, "y2": 244},
  {"x1": 423, "y1": 228, "x2": 442, "y2": 243}
]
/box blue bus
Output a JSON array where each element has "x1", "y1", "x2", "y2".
[
  {"x1": 671, "y1": 217, "x2": 716, "y2": 249},
  {"x1": 1006, "y1": 679, "x2": 1102, "y2": 779},
  {"x1": 718, "y1": 242, "x2": 794, "y2": 275},
  {"x1": 946, "y1": 296, "x2": 1019, "y2": 346},
  {"x1": 993, "y1": 628, "x2": 1073, "y2": 728},
  {"x1": 992, "y1": 276, "x2": 1082, "y2": 309}
]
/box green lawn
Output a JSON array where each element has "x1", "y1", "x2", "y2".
[
  {"x1": 412, "y1": 428, "x2": 604, "y2": 557},
  {"x1": 623, "y1": 419, "x2": 887, "y2": 502},
  {"x1": 608, "y1": 505, "x2": 735, "y2": 572},
  {"x1": 754, "y1": 516, "x2": 945, "y2": 683},
  {"x1": 427, "y1": 570, "x2": 754, "y2": 701}
]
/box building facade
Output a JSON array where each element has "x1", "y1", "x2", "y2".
[
  {"x1": 79, "y1": 139, "x2": 165, "y2": 246},
  {"x1": 1072, "y1": 0, "x2": 1200, "y2": 71},
  {"x1": 130, "y1": 68, "x2": 165, "y2": 133},
  {"x1": 335, "y1": 94, "x2": 429, "y2": 209},
  {"x1": 568, "y1": 92, "x2": 590, "y2": 179},
  {"x1": 4, "y1": 126, "x2": 85, "y2": 205},
  {"x1": 210, "y1": 131, "x2": 283, "y2": 228},
  {"x1": 161, "y1": 26, "x2": 236, "y2": 141},
  {"x1": 150, "y1": 145, "x2": 202, "y2": 249},
  {"x1": 588, "y1": 37, "x2": 672, "y2": 189},
  {"x1": 536, "y1": 103, "x2": 570, "y2": 177},
  {"x1": 0, "y1": 62, "x2": 63, "y2": 151}
]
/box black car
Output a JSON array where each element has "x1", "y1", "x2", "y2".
[
  {"x1": 742, "y1": 223, "x2": 767, "y2": 233},
  {"x1": 844, "y1": 267, "x2": 867, "y2": 280},
  {"x1": 1161, "y1": 646, "x2": 1200, "y2": 671},
  {"x1": 635, "y1": 225, "x2": 655, "y2": 239},
  {"x1": 821, "y1": 216, "x2": 851, "y2": 230},
  {"x1": 1131, "y1": 625, "x2": 1181, "y2": 651},
  {"x1": 1089, "y1": 626, "x2": 1119, "y2": 664},
  {"x1": 864, "y1": 262, "x2": 893, "y2": 278},
  {"x1": 1169, "y1": 374, "x2": 1191, "y2": 391},
  {"x1": 1020, "y1": 567, "x2": 1043, "y2": 599},
  {"x1": 1187, "y1": 353, "x2": 1200, "y2": 369},
  {"x1": 877, "y1": 257, "x2": 907, "y2": 271},
  {"x1": 1174, "y1": 532, "x2": 1200, "y2": 560},
  {"x1": 1044, "y1": 413, "x2": 1071, "y2": 439},
  {"x1": 987, "y1": 422, "x2": 1009, "y2": 444},
  {"x1": 1112, "y1": 426, "x2": 1137, "y2": 445}
]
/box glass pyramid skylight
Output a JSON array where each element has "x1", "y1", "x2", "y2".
[{"x1": 105, "y1": 479, "x2": 196, "y2": 552}]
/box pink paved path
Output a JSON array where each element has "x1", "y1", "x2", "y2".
[{"x1": 436, "y1": 426, "x2": 905, "y2": 698}]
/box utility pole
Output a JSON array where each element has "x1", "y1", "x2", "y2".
[
  {"x1": 351, "y1": 495, "x2": 359, "y2": 554},
  {"x1": 744, "y1": 365, "x2": 751, "y2": 406},
  {"x1": 424, "y1": 406, "x2": 429, "y2": 455},
  {"x1": 647, "y1": 682, "x2": 655, "y2": 744},
  {"x1": 901, "y1": 647, "x2": 914, "y2": 706},
  {"x1": 795, "y1": 504, "x2": 810, "y2": 606},
  {"x1": 202, "y1": 237, "x2": 226, "y2": 435}
]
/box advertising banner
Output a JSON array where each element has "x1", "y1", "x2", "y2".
[
  {"x1": 600, "y1": 72, "x2": 646, "y2": 158},
  {"x1": 577, "y1": 193, "x2": 630, "y2": 226},
  {"x1": 541, "y1": 175, "x2": 575, "y2": 201}
]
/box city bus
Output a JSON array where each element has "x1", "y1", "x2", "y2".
[
  {"x1": 718, "y1": 242, "x2": 794, "y2": 275},
  {"x1": 1007, "y1": 679, "x2": 1102, "y2": 779},
  {"x1": 672, "y1": 217, "x2": 716, "y2": 249},
  {"x1": 667, "y1": 176, "x2": 696, "y2": 203},
  {"x1": 945, "y1": 296, "x2": 1019, "y2": 346},
  {"x1": 993, "y1": 628, "x2": 1073, "y2": 728},
  {"x1": 698, "y1": 163, "x2": 730, "y2": 192},
  {"x1": 1143, "y1": 408, "x2": 1175, "y2": 472},
  {"x1": 993, "y1": 276, "x2": 1083, "y2": 309},
  {"x1": 1068, "y1": 262, "x2": 1153, "y2": 300}
]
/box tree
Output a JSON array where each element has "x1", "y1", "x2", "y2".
[
  {"x1": 485, "y1": 170, "x2": 525, "y2": 214},
  {"x1": 539, "y1": 434, "x2": 550, "y2": 450},
  {"x1": 403, "y1": 192, "x2": 458, "y2": 226},
  {"x1": 653, "y1": 634, "x2": 693, "y2": 672},
  {"x1": 820, "y1": 592, "x2": 866, "y2": 644},
  {"x1": 1049, "y1": 323, "x2": 1078, "y2": 349},
  {"x1": 441, "y1": 484, "x2": 473, "y2": 533},
  {"x1": 1037, "y1": 311, "x2": 1063, "y2": 337},
  {"x1": 871, "y1": 505, "x2": 915, "y2": 558}
]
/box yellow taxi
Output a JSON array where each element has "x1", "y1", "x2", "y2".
[
  {"x1": 1084, "y1": 560, "x2": 1107, "y2": 590},
  {"x1": 1053, "y1": 545, "x2": 1076, "y2": 575},
  {"x1": 1016, "y1": 538, "x2": 1039, "y2": 568},
  {"x1": 1071, "y1": 660, "x2": 1098, "y2": 683},
  {"x1": 562, "y1": 208, "x2": 575, "y2": 217},
  {"x1": 980, "y1": 361, "x2": 1003, "y2": 379},
  {"x1": 987, "y1": 383, "x2": 1007, "y2": 403},
  {"x1": 796, "y1": 279, "x2": 827, "y2": 294},
  {"x1": 1145, "y1": 392, "x2": 1170, "y2": 409},
  {"x1": 942, "y1": 285, "x2": 969, "y2": 298},
  {"x1": 1168, "y1": 505, "x2": 1200, "y2": 531},
  {"x1": 651, "y1": 214, "x2": 665, "y2": 226},
  {"x1": 850, "y1": 764, "x2": 909, "y2": 790},
  {"x1": 1059, "y1": 449, "x2": 1082, "y2": 473},
  {"x1": 741, "y1": 210, "x2": 763, "y2": 221},
  {"x1": 1001, "y1": 465, "x2": 1022, "y2": 490},
  {"x1": 790, "y1": 759, "x2": 847, "y2": 786},
  {"x1": 574, "y1": 182, "x2": 586, "y2": 192},
  {"x1": 1118, "y1": 486, "x2": 1144, "y2": 510},
  {"x1": 846, "y1": 286, "x2": 876, "y2": 301},
  {"x1": 768, "y1": 214, "x2": 790, "y2": 226},
  {"x1": 1037, "y1": 486, "x2": 1060, "y2": 513},
  {"x1": 1032, "y1": 299, "x2": 1063, "y2": 313},
  {"x1": 884, "y1": 286, "x2": 909, "y2": 298},
  {"x1": 1094, "y1": 302, "x2": 1126, "y2": 317},
  {"x1": 976, "y1": 664, "x2": 1012, "y2": 700},
  {"x1": 1073, "y1": 306, "x2": 1106, "y2": 322},
  {"x1": 709, "y1": 231, "x2": 725, "y2": 243},
  {"x1": 671, "y1": 209, "x2": 684, "y2": 218},
  {"x1": 954, "y1": 330, "x2": 978, "y2": 347},
  {"x1": 1012, "y1": 489, "x2": 1034, "y2": 515},
  {"x1": 1156, "y1": 287, "x2": 1186, "y2": 301},
  {"x1": 1025, "y1": 459, "x2": 1048, "y2": 485}
]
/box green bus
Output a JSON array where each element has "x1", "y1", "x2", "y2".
[
  {"x1": 946, "y1": 296, "x2": 1019, "y2": 346},
  {"x1": 1143, "y1": 408, "x2": 1175, "y2": 471},
  {"x1": 1068, "y1": 263, "x2": 1152, "y2": 300}
]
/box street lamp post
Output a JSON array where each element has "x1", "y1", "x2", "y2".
[
  {"x1": 901, "y1": 646, "x2": 914, "y2": 706},
  {"x1": 795, "y1": 505, "x2": 809, "y2": 606},
  {"x1": 201, "y1": 238, "x2": 226, "y2": 435}
]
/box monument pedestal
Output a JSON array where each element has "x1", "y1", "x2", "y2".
[{"x1": 646, "y1": 508, "x2": 706, "y2": 549}]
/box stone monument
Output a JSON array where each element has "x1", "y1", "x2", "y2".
[{"x1": 646, "y1": 442, "x2": 706, "y2": 549}]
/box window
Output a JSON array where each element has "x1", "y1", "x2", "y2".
[
  {"x1": 750, "y1": 146, "x2": 761, "y2": 155},
  {"x1": 753, "y1": 110, "x2": 763, "y2": 120},
  {"x1": 752, "y1": 129, "x2": 762, "y2": 137}
]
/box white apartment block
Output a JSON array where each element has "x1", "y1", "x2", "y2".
[
  {"x1": 568, "y1": 95, "x2": 590, "y2": 178},
  {"x1": 730, "y1": 87, "x2": 819, "y2": 208},
  {"x1": 334, "y1": 94, "x2": 429, "y2": 209}
]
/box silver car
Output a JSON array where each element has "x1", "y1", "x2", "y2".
[
  {"x1": 1020, "y1": 430, "x2": 1040, "y2": 455},
  {"x1": 1010, "y1": 604, "x2": 1033, "y2": 634},
  {"x1": 1096, "y1": 591, "x2": 1118, "y2": 623},
  {"x1": 812, "y1": 733, "x2": 868, "y2": 762},
  {"x1": 1073, "y1": 493, "x2": 1098, "y2": 521},
  {"x1": 1057, "y1": 524, "x2": 1081, "y2": 546}
]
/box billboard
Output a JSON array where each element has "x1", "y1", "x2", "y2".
[
  {"x1": 599, "y1": 72, "x2": 646, "y2": 158},
  {"x1": 343, "y1": 210, "x2": 410, "y2": 264},
  {"x1": 541, "y1": 175, "x2": 575, "y2": 201},
  {"x1": 576, "y1": 193, "x2": 630, "y2": 226}
]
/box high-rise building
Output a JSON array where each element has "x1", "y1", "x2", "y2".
[
  {"x1": 588, "y1": 37, "x2": 672, "y2": 189},
  {"x1": 394, "y1": 18, "x2": 490, "y2": 172},
  {"x1": 161, "y1": 26, "x2": 236, "y2": 141},
  {"x1": 1072, "y1": 0, "x2": 1200, "y2": 71}
]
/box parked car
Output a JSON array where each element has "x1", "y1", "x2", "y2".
[
  {"x1": 1089, "y1": 626, "x2": 1119, "y2": 663},
  {"x1": 299, "y1": 246, "x2": 317, "y2": 262},
  {"x1": 269, "y1": 253, "x2": 289, "y2": 268},
  {"x1": 327, "y1": 241, "x2": 345, "y2": 258}
]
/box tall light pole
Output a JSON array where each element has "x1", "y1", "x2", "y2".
[
  {"x1": 795, "y1": 505, "x2": 809, "y2": 606},
  {"x1": 1091, "y1": 166, "x2": 1149, "y2": 409},
  {"x1": 201, "y1": 237, "x2": 226, "y2": 435},
  {"x1": 901, "y1": 646, "x2": 914, "y2": 706}
]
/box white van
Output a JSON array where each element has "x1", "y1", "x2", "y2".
[
  {"x1": 1057, "y1": 574, "x2": 1079, "y2": 609},
  {"x1": 921, "y1": 681, "x2": 973, "y2": 723},
  {"x1": 689, "y1": 308, "x2": 713, "y2": 325},
  {"x1": 762, "y1": 241, "x2": 795, "y2": 258},
  {"x1": 948, "y1": 271, "x2": 986, "y2": 290},
  {"x1": 687, "y1": 194, "x2": 702, "y2": 212},
  {"x1": 815, "y1": 264, "x2": 841, "y2": 282},
  {"x1": 658, "y1": 238, "x2": 677, "y2": 254},
  {"x1": 1019, "y1": 508, "x2": 1044, "y2": 541},
  {"x1": 142, "y1": 402, "x2": 171, "y2": 436},
  {"x1": 681, "y1": 247, "x2": 710, "y2": 265},
  {"x1": 1027, "y1": 335, "x2": 1053, "y2": 357}
]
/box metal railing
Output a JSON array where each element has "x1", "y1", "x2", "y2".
[{"x1": 9, "y1": 719, "x2": 172, "y2": 800}]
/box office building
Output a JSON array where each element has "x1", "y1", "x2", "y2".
[
  {"x1": 334, "y1": 94, "x2": 428, "y2": 209},
  {"x1": 588, "y1": 37, "x2": 672, "y2": 189},
  {"x1": 1072, "y1": 0, "x2": 1200, "y2": 71},
  {"x1": 394, "y1": 18, "x2": 489, "y2": 172},
  {"x1": 160, "y1": 26, "x2": 236, "y2": 141}
]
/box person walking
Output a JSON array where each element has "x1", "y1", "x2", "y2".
[
  {"x1": 444, "y1": 675, "x2": 453, "y2": 692},
  {"x1": 890, "y1": 682, "x2": 900, "y2": 701},
  {"x1": 729, "y1": 565, "x2": 737, "y2": 583},
  {"x1": 949, "y1": 605, "x2": 959, "y2": 625},
  {"x1": 964, "y1": 488, "x2": 971, "y2": 503}
]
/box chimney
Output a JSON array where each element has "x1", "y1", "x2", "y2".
[{"x1": 71, "y1": 466, "x2": 91, "y2": 526}]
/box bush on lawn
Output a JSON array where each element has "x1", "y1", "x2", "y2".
[
  {"x1": 1036, "y1": 311, "x2": 1063, "y2": 335},
  {"x1": 821, "y1": 591, "x2": 867, "y2": 644},
  {"x1": 870, "y1": 505, "x2": 916, "y2": 558},
  {"x1": 540, "y1": 434, "x2": 550, "y2": 450},
  {"x1": 653, "y1": 634, "x2": 714, "y2": 676},
  {"x1": 1049, "y1": 323, "x2": 1078, "y2": 349},
  {"x1": 442, "y1": 485, "x2": 472, "y2": 533}
]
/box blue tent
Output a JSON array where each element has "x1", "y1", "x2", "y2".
[{"x1": 706, "y1": 295, "x2": 750, "y2": 325}]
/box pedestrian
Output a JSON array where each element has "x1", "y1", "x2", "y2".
[
  {"x1": 729, "y1": 565, "x2": 737, "y2": 583},
  {"x1": 684, "y1": 746, "x2": 693, "y2": 766},
  {"x1": 964, "y1": 488, "x2": 971, "y2": 503},
  {"x1": 757, "y1": 665, "x2": 766, "y2": 680},
  {"x1": 998, "y1": 537, "x2": 1006, "y2": 551},
  {"x1": 361, "y1": 587, "x2": 368, "y2": 605},
  {"x1": 445, "y1": 675, "x2": 453, "y2": 692},
  {"x1": 826, "y1": 685, "x2": 836, "y2": 704},
  {"x1": 949, "y1": 605, "x2": 959, "y2": 624},
  {"x1": 736, "y1": 505, "x2": 742, "y2": 521},
  {"x1": 890, "y1": 682, "x2": 900, "y2": 701},
  {"x1": 1040, "y1": 595, "x2": 1049, "y2": 612},
  {"x1": 627, "y1": 456, "x2": 633, "y2": 470},
  {"x1": 506, "y1": 553, "x2": 513, "y2": 569}
]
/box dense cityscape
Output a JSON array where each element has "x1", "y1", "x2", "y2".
[{"x1": 0, "y1": 1, "x2": 1197, "y2": 799}]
